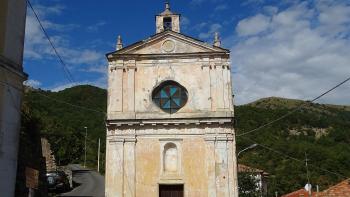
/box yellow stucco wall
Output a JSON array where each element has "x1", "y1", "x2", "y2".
[
  {"x1": 134, "y1": 137, "x2": 208, "y2": 197},
  {"x1": 181, "y1": 138, "x2": 208, "y2": 196},
  {"x1": 136, "y1": 138, "x2": 161, "y2": 195}
]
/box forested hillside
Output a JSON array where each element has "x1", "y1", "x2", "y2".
[
  {"x1": 236, "y1": 97, "x2": 350, "y2": 195},
  {"x1": 22, "y1": 86, "x2": 350, "y2": 195},
  {"x1": 23, "y1": 85, "x2": 106, "y2": 171}
]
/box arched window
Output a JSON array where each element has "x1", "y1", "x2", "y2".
[
  {"x1": 163, "y1": 143, "x2": 178, "y2": 173},
  {"x1": 152, "y1": 81, "x2": 188, "y2": 114}
]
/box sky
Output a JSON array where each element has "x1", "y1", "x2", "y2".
[{"x1": 23, "y1": 0, "x2": 350, "y2": 105}]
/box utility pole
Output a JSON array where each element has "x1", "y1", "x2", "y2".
[
  {"x1": 84, "y1": 126, "x2": 88, "y2": 168},
  {"x1": 305, "y1": 152, "x2": 311, "y2": 197},
  {"x1": 97, "y1": 138, "x2": 100, "y2": 172}
]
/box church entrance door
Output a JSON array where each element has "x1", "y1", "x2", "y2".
[{"x1": 159, "y1": 184, "x2": 184, "y2": 197}]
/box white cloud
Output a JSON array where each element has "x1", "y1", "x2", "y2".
[
  {"x1": 181, "y1": 16, "x2": 191, "y2": 30},
  {"x1": 59, "y1": 48, "x2": 104, "y2": 66},
  {"x1": 87, "y1": 21, "x2": 107, "y2": 32},
  {"x1": 82, "y1": 65, "x2": 107, "y2": 75},
  {"x1": 236, "y1": 14, "x2": 270, "y2": 36},
  {"x1": 193, "y1": 22, "x2": 208, "y2": 32},
  {"x1": 33, "y1": 4, "x2": 65, "y2": 16},
  {"x1": 214, "y1": 4, "x2": 229, "y2": 12},
  {"x1": 24, "y1": 79, "x2": 42, "y2": 88},
  {"x1": 49, "y1": 76, "x2": 107, "y2": 92},
  {"x1": 263, "y1": 6, "x2": 279, "y2": 15},
  {"x1": 199, "y1": 23, "x2": 222, "y2": 40},
  {"x1": 231, "y1": 0, "x2": 350, "y2": 105},
  {"x1": 24, "y1": 3, "x2": 104, "y2": 67}
]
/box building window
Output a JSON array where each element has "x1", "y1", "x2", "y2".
[
  {"x1": 163, "y1": 17, "x2": 172, "y2": 30},
  {"x1": 152, "y1": 81, "x2": 188, "y2": 114}
]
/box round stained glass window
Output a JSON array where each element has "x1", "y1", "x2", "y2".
[{"x1": 152, "y1": 81, "x2": 188, "y2": 114}]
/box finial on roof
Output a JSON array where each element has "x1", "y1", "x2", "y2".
[
  {"x1": 165, "y1": 1, "x2": 170, "y2": 10},
  {"x1": 116, "y1": 35, "x2": 123, "y2": 50},
  {"x1": 214, "y1": 32, "x2": 221, "y2": 47}
]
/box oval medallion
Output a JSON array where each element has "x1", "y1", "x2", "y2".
[{"x1": 162, "y1": 40, "x2": 175, "y2": 53}]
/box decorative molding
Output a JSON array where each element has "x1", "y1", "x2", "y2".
[
  {"x1": 108, "y1": 52, "x2": 230, "y2": 60},
  {"x1": 106, "y1": 117, "x2": 233, "y2": 127},
  {"x1": 124, "y1": 138, "x2": 137, "y2": 143},
  {"x1": 159, "y1": 138, "x2": 183, "y2": 141},
  {"x1": 110, "y1": 65, "x2": 137, "y2": 72},
  {"x1": 0, "y1": 55, "x2": 27, "y2": 79},
  {"x1": 109, "y1": 138, "x2": 125, "y2": 143},
  {"x1": 162, "y1": 40, "x2": 176, "y2": 53}
]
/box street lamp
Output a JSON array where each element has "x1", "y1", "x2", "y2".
[
  {"x1": 237, "y1": 143, "x2": 259, "y2": 196},
  {"x1": 237, "y1": 143, "x2": 258, "y2": 158},
  {"x1": 84, "y1": 126, "x2": 88, "y2": 168}
]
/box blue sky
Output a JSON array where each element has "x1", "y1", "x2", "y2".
[{"x1": 24, "y1": 0, "x2": 350, "y2": 105}]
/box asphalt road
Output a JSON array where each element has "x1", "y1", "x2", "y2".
[{"x1": 61, "y1": 164, "x2": 105, "y2": 197}]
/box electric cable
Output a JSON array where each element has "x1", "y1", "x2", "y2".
[
  {"x1": 241, "y1": 136, "x2": 350, "y2": 179},
  {"x1": 1, "y1": 80, "x2": 106, "y2": 115},
  {"x1": 27, "y1": 0, "x2": 75, "y2": 84},
  {"x1": 237, "y1": 76, "x2": 350, "y2": 137}
]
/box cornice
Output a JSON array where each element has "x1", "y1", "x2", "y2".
[
  {"x1": 106, "y1": 117, "x2": 234, "y2": 127},
  {"x1": 0, "y1": 55, "x2": 27, "y2": 79}
]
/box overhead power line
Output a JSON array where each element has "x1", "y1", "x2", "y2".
[
  {"x1": 237, "y1": 76, "x2": 350, "y2": 137},
  {"x1": 32, "y1": 90, "x2": 106, "y2": 115},
  {"x1": 242, "y1": 136, "x2": 350, "y2": 179},
  {"x1": 1, "y1": 80, "x2": 106, "y2": 115},
  {"x1": 27, "y1": 0, "x2": 75, "y2": 83}
]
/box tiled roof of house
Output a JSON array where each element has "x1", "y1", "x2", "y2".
[
  {"x1": 238, "y1": 164, "x2": 269, "y2": 175},
  {"x1": 282, "y1": 179, "x2": 350, "y2": 197},
  {"x1": 318, "y1": 179, "x2": 350, "y2": 197},
  {"x1": 281, "y1": 188, "x2": 317, "y2": 197}
]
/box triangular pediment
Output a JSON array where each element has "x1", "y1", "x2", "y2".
[{"x1": 109, "y1": 31, "x2": 228, "y2": 56}]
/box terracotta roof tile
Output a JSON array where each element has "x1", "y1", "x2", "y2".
[
  {"x1": 281, "y1": 188, "x2": 318, "y2": 197},
  {"x1": 318, "y1": 179, "x2": 350, "y2": 197},
  {"x1": 238, "y1": 164, "x2": 265, "y2": 173},
  {"x1": 282, "y1": 179, "x2": 350, "y2": 197}
]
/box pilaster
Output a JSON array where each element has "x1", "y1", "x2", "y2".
[
  {"x1": 123, "y1": 134, "x2": 136, "y2": 197},
  {"x1": 108, "y1": 61, "x2": 123, "y2": 113},
  {"x1": 205, "y1": 135, "x2": 216, "y2": 197},
  {"x1": 126, "y1": 61, "x2": 136, "y2": 112},
  {"x1": 205, "y1": 128, "x2": 236, "y2": 197},
  {"x1": 105, "y1": 138, "x2": 124, "y2": 196}
]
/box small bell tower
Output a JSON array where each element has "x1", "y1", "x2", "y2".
[{"x1": 156, "y1": 2, "x2": 180, "y2": 33}]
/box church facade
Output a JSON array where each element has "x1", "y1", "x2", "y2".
[{"x1": 105, "y1": 3, "x2": 238, "y2": 197}]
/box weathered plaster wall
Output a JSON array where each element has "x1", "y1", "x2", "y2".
[
  {"x1": 0, "y1": 0, "x2": 8, "y2": 54},
  {"x1": 105, "y1": 124, "x2": 238, "y2": 197},
  {"x1": 0, "y1": 66, "x2": 24, "y2": 197},
  {"x1": 1, "y1": 0, "x2": 27, "y2": 68},
  {"x1": 0, "y1": 1, "x2": 27, "y2": 196},
  {"x1": 108, "y1": 57, "x2": 232, "y2": 120},
  {"x1": 106, "y1": 27, "x2": 237, "y2": 197}
]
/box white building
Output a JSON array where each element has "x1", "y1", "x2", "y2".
[
  {"x1": 0, "y1": 0, "x2": 28, "y2": 196},
  {"x1": 105, "y1": 3, "x2": 238, "y2": 197}
]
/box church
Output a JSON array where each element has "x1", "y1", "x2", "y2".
[{"x1": 105, "y1": 3, "x2": 238, "y2": 197}]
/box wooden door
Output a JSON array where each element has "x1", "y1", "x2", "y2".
[{"x1": 159, "y1": 184, "x2": 184, "y2": 197}]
